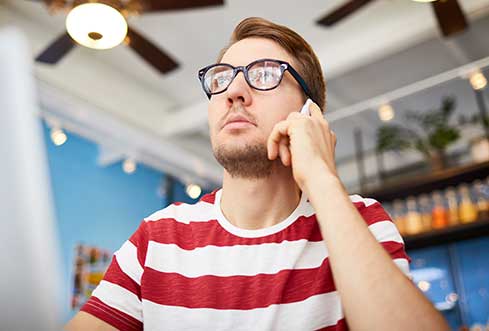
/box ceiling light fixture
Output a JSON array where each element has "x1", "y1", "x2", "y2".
[
  {"x1": 122, "y1": 158, "x2": 137, "y2": 174},
  {"x1": 378, "y1": 104, "x2": 395, "y2": 122},
  {"x1": 469, "y1": 71, "x2": 487, "y2": 90},
  {"x1": 50, "y1": 127, "x2": 67, "y2": 146},
  {"x1": 65, "y1": 3, "x2": 128, "y2": 50}
]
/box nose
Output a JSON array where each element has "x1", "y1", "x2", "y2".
[{"x1": 225, "y1": 71, "x2": 252, "y2": 107}]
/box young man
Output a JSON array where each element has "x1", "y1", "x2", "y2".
[{"x1": 66, "y1": 17, "x2": 449, "y2": 331}]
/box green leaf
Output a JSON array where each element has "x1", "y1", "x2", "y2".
[{"x1": 375, "y1": 96, "x2": 460, "y2": 156}]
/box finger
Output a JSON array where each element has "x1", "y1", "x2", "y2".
[
  {"x1": 331, "y1": 130, "x2": 337, "y2": 159},
  {"x1": 267, "y1": 121, "x2": 289, "y2": 160},
  {"x1": 311, "y1": 103, "x2": 331, "y2": 136},
  {"x1": 279, "y1": 137, "x2": 291, "y2": 166},
  {"x1": 310, "y1": 102, "x2": 323, "y2": 121},
  {"x1": 287, "y1": 111, "x2": 303, "y2": 120}
]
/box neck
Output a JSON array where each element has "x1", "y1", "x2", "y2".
[{"x1": 219, "y1": 163, "x2": 302, "y2": 230}]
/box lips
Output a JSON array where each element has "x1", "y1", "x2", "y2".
[{"x1": 222, "y1": 115, "x2": 255, "y2": 129}]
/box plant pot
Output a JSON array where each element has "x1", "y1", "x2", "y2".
[
  {"x1": 470, "y1": 136, "x2": 489, "y2": 163},
  {"x1": 428, "y1": 150, "x2": 446, "y2": 171}
]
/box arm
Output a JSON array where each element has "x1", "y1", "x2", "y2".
[
  {"x1": 305, "y1": 170, "x2": 448, "y2": 331},
  {"x1": 65, "y1": 311, "x2": 118, "y2": 331},
  {"x1": 267, "y1": 102, "x2": 449, "y2": 330},
  {"x1": 64, "y1": 221, "x2": 148, "y2": 331}
]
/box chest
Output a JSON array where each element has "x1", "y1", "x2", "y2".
[{"x1": 141, "y1": 239, "x2": 334, "y2": 307}]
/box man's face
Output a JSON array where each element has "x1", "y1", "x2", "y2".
[{"x1": 207, "y1": 37, "x2": 306, "y2": 179}]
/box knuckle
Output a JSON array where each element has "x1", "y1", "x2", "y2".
[
  {"x1": 287, "y1": 112, "x2": 300, "y2": 120},
  {"x1": 320, "y1": 121, "x2": 329, "y2": 131}
]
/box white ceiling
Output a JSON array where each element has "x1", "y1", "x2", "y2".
[{"x1": 2, "y1": 0, "x2": 489, "y2": 188}]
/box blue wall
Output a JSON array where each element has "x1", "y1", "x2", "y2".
[
  {"x1": 453, "y1": 237, "x2": 489, "y2": 325},
  {"x1": 43, "y1": 124, "x2": 165, "y2": 321},
  {"x1": 409, "y1": 237, "x2": 489, "y2": 329},
  {"x1": 43, "y1": 123, "x2": 216, "y2": 322}
]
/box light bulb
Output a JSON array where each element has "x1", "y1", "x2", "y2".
[
  {"x1": 469, "y1": 71, "x2": 487, "y2": 90},
  {"x1": 417, "y1": 280, "x2": 431, "y2": 292},
  {"x1": 122, "y1": 158, "x2": 136, "y2": 174},
  {"x1": 445, "y1": 292, "x2": 458, "y2": 303},
  {"x1": 186, "y1": 184, "x2": 202, "y2": 199},
  {"x1": 50, "y1": 128, "x2": 67, "y2": 146},
  {"x1": 66, "y1": 3, "x2": 128, "y2": 50},
  {"x1": 378, "y1": 104, "x2": 395, "y2": 122}
]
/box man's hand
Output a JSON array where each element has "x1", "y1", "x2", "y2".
[
  {"x1": 268, "y1": 101, "x2": 449, "y2": 331},
  {"x1": 267, "y1": 101, "x2": 337, "y2": 190}
]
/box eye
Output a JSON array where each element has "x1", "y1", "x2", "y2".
[
  {"x1": 206, "y1": 67, "x2": 233, "y2": 92},
  {"x1": 214, "y1": 72, "x2": 229, "y2": 87},
  {"x1": 249, "y1": 66, "x2": 281, "y2": 85}
]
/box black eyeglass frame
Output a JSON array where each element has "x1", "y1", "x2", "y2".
[{"x1": 198, "y1": 58, "x2": 315, "y2": 103}]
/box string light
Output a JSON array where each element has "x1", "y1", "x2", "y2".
[
  {"x1": 469, "y1": 71, "x2": 487, "y2": 90},
  {"x1": 186, "y1": 184, "x2": 202, "y2": 199},
  {"x1": 378, "y1": 103, "x2": 395, "y2": 122},
  {"x1": 445, "y1": 292, "x2": 458, "y2": 303},
  {"x1": 417, "y1": 280, "x2": 431, "y2": 292},
  {"x1": 50, "y1": 127, "x2": 67, "y2": 146},
  {"x1": 122, "y1": 158, "x2": 137, "y2": 174}
]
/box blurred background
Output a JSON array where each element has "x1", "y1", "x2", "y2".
[{"x1": 1, "y1": 0, "x2": 489, "y2": 329}]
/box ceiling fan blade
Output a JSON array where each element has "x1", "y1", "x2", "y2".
[
  {"x1": 316, "y1": 0, "x2": 373, "y2": 26},
  {"x1": 35, "y1": 32, "x2": 76, "y2": 64},
  {"x1": 27, "y1": 0, "x2": 53, "y2": 6},
  {"x1": 140, "y1": 0, "x2": 224, "y2": 12},
  {"x1": 432, "y1": 0, "x2": 468, "y2": 37},
  {"x1": 126, "y1": 27, "x2": 178, "y2": 74}
]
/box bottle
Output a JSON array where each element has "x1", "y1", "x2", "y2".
[
  {"x1": 418, "y1": 194, "x2": 433, "y2": 232},
  {"x1": 458, "y1": 184, "x2": 478, "y2": 224},
  {"x1": 431, "y1": 191, "x2": 448, "y2": 229},
  {"x1": 473, "y1": 180, "x2": 489, "y2": 220},
  {"x1": 392, "y1": 199, "x2": 407, "y2": 236},
  {"x1": 405, "y1": 196, "x2": 424, "y2": 235},
  {"x1": 382, "y1": 202, "x2": 393, "y2": 221},
  {"x1": 445, "y1": 187, "x2": 459, "y2": 226}
]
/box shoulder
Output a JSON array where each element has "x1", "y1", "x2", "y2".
[
  {"x1": 348, "y1": 194, "x2": 380, "y2": 208},
  {"x1": 348, "y1": 194, "x2": 393, "y2": 226},
  {"x1": 143, "y1": 189, "x2": 219, "y2": 225}
]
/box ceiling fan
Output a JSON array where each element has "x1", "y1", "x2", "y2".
[
  {"x1": 30, "y1": 0, "x2": 224, "y2": 74},
  {"x1": 316, "y1": 0, "x2": 468, "y2": 38}
]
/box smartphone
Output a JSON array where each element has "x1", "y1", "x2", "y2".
[{"x1": 300, "y1": 98, "x2": 313, "y2": 116}]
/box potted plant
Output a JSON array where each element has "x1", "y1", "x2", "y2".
[
  {"x1": 458, "y1": 112, "x2": 489, "y2": 162},
  {"x1": 376, "y1": 96, "x2": 460, "y2": 171}
]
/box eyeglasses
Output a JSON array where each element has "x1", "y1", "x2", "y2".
[{"x1": 198, "y1": 58, "x2": 314, "y2": 102}]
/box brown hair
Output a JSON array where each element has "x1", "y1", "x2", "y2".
[{"x1": 217, "y1": 17, "x2": 326, "y2": 112}]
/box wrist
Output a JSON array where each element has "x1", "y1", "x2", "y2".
[{"x1": 303, "y1": 162, "x2": 342, "y2": 197}]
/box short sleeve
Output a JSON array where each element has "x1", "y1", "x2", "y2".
[
  {"x1": 350, "y1": 194, "x2": 412, "y2": 279},
  {"x1": 80, "y1": 221, "x2": 149, "y2": 331}
]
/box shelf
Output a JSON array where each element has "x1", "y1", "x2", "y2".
[
  {"x1": 404, "y1": 216, "x2": 489, "y2": 250},
  {"x1": 361, "y1": 160, "x2": 489, "y2": 203}
]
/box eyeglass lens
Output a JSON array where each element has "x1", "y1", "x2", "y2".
[{"x1": 204, "y1": 60, "x2": 283, "y2": 94}]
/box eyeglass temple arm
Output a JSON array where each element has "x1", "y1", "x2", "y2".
[{"x1": 285, "y1": 65, "x2": 316, "y2": 105}]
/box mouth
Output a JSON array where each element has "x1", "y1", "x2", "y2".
[
  {"x1": 222, "y1": 112, "x2": 257, "y2": 131},
  {"x1": 223, "y1": 120, "x2": 256, "y2": 130}
]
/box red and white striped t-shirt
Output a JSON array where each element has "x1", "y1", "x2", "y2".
[{"x1": 81, "y1": 188, "x2": 410, "y2": 331}]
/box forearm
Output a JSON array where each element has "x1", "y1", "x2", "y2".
[{"x1": 305, "y1": 170, "x2": 449, "y2": 331}]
